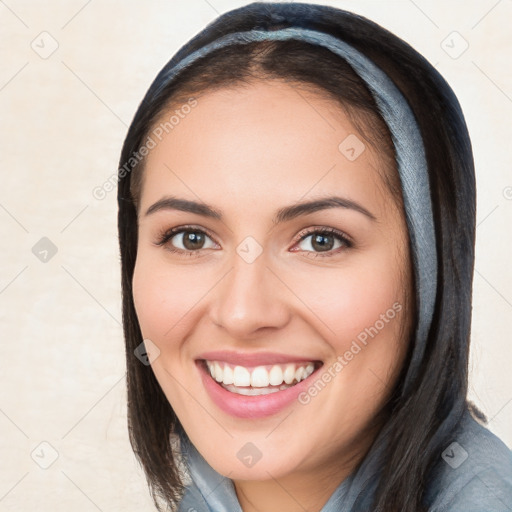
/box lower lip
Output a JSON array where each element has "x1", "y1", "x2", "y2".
[{"x1": 197, "y1": 361, "x2": 321, "y2": 419}]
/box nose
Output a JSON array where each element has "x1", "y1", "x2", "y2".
[{"x1": 209, "y1": 250, "x2": 291, "y2": 339}]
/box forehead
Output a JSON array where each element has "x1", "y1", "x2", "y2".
[{"x1": 141, "y1": 80, "x2": 393, "y2": 215}]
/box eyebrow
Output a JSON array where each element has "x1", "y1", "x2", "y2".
[{"x1": 144, "y1": 195, "x2": 377, "y2": 223}]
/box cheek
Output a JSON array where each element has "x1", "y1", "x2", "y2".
[
  {"x1": 287, "y1": 249, "x2": 408, "y2": 408},
  {"x1": 289, "y1": 261, "x2": 408, "y2": 446},
  {"x1": 132, "y1": 250, "x2": 204, "y2": 343},
  {"x1": 291, "y1": 253, "x2": 404, "y2": 347}
]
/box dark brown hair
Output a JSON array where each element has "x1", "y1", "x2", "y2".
[{"x1": 117, "y1": 4, "x2": 476, "y2": 511}]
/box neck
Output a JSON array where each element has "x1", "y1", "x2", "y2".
[
  {"x1": 233, "y1": 468, "x2": 346, "y2": 512},
  {"x1": 232, "y1": 423, "x2": 380, "y2": 512}
]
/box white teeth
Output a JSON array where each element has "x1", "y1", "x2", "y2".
[
  {"x1": 222, "y1": 383, "x2": 291, "y2": 396},
  {"x1": 268, "y1": 365, "x2": 283, "y2": 386},
  {"x1": 204, "y1": 360, "x2": 317, "y2": 390},
  {"x1": 223, "y1": 365, "x2": 234, "y2": 385},
  {"x1": 283, "y1": 364, "x2": 296, "y2": 384},
  {"x1": 214, "y1": 362, "x2": 223, "y2": 382},
  {"x1": 251, "y1": 366, "x2": 269, "y2": 387},
  {"x1": 233, "y1": 365, "x2": 251, "y2": 387}
]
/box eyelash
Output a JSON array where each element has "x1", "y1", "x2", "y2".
[{"x1": 154, "y1": 225, "x2": 353, "y2": 259}]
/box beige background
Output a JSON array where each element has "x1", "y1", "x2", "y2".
[{"x1": 0, "y1": 0, "x2": 511, "y2": 510}]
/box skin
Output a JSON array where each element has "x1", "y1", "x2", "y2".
[{"x1": 132, "y1": 80, "x2": 413, "y2": 512}]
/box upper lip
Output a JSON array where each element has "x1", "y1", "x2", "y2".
[{"x1": 196, "y1": 350, "x2": 322, "y2": 367}]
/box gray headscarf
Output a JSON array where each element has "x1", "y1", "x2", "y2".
[{"x1": 161, "y1": 3, "x2": 437, "y2": 510}]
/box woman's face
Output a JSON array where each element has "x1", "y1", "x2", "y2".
[{"x1": 132, "y1": 80, "x2": 412, "y2": 489}]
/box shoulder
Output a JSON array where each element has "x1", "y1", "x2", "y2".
[{"x1": 425, "y1": 408, "x2": 512, "y2": 511}]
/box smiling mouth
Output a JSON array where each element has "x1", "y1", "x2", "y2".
[{"x1": 200, "y1": 360, "x2": 323, "y2": 396}]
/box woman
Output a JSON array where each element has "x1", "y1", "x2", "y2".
[{"x1": 117, "y1": 3, "x2": 512, "y2": 511}]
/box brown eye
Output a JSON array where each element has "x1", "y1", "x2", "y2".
[
  {"x1": 310, "y1": 233, "x2": 335, "y2": 252},
  {"x1": 156, "y1": 226, "x2": 218, "y2": 255},
  {"x1": 180, "y1": 231, "x2": 206, "y2": 250},
  {"x1": 294, "y1": 228, "x2": 352, "y2": 257}
]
